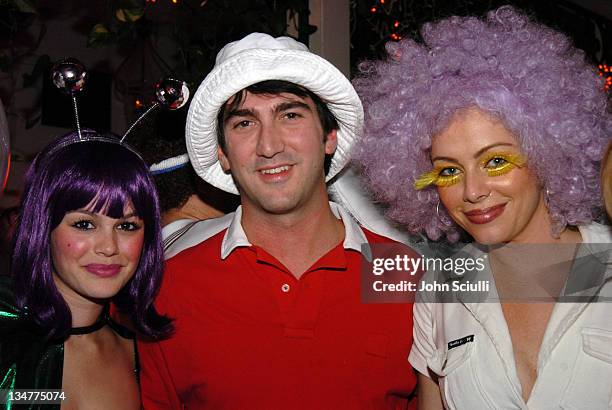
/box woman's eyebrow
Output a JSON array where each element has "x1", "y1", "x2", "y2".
[
  {"x1": 65, "y1": 209, "x2": 96, "y2": 216},
  {"x1": 432, "y1": 142, "x2": 516, "y2": 163},
  {"x1": 64, "y1": 210, "x2": 139, "y2": 219},
  {"x1": 431, "y1": 155, "x2": 458, "y2": 163},
  {"x1": 474, "y1": 142, "x2": 515, "y2": 158}
]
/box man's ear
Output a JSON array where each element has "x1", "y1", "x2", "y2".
[
  {"x1": 218, "y1": 146, "x2": 231, "y2": 172},
  {"x1": 324, "y1": 129, "x2": 338, "y2": 155}
]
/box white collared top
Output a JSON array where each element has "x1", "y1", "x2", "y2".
[
  {"x1": 162, "y1": 202, "x2": 369, "y2": 260},
  {"x1": 409, "y1": 223, "x2": 612, "y2": 409},
  {"x1": 219, "y1": 201, "x2": 368, "y2": 259}
]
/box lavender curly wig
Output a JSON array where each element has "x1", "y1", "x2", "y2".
[
  {"x1": 12, "y1": 131, "x2": 172, "y2": 340},
  {"x1": 353, "y1": 5, "x2": 612, "y2": 242}
]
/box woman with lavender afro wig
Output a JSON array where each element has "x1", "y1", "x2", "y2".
[
  {"x1": 352, "y1": 5, "x2": 612, "y2": 409},
  {"x1": 1, "y1": 131, "x2": 172, "y2": 409}
]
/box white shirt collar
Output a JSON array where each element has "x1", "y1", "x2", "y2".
[
  {"x1": 220, "y1": 202, "x2": 369, "y2": 259},
  {"x1": 161, "y1": 218, "x2": 196, "y2": 241}
]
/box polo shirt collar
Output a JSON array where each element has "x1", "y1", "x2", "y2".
[
  {"x1": 221, "y1": 206, "x2": 251, "y2": 259},
  {"x1": 220, "y1": 202, "x2": 368, "y2": 259}
]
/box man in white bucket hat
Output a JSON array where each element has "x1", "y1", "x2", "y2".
[{"x1": 139, "y1": 33, "x2": 417, "y2": 409}]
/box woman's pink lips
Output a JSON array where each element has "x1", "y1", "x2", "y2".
[
  {"x1": 463, "y1": 203, "x2": 506, "y2": 224},
  {"x1": 84, "y1": 264, "x2": 122, "y2": 277}
]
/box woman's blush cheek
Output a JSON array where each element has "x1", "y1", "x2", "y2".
[
  {"x1": 51, "y1": 228, "x2": 90, "y2": 263},
  {"x1": 120, "y1": 233, "x2": 145, "y2": 263}
]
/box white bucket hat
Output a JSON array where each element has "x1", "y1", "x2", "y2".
[{"x1": 185, "y1": 32, "x2": 364, "y2": 194}]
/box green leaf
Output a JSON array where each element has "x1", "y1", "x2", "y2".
[
  {"x1": 12, "y1": 0, "x2": 37, "y2": 13},
  {"x1": 115, "y1": 7, "x2": 144, "y2": 23},
  {"x1": 91, "y1": 23, "x2": 109, "y2": 35},
  {"x1": 87, "y1": 24, "x2": 115, "y2": 48}
]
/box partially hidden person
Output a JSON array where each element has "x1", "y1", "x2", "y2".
[
  {"x1": 127, "y1": 109, "x2": 239, "y2": 257},
  {"x1": 0, "y1": 97, "x2": 12, "y2": 275}
]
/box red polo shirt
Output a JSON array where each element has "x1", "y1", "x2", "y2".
[{"x1": 139, "y1": 205, "x2": 416, "y2": 409}]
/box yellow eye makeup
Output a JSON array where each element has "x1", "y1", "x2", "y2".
[
  {"x1": 414, "y1": 167, "x2": 462, "y2": 190},
  {"x1": 480, "y1": 152, "x2": 527, "y2": 177},
  {"x1": 414, "y1": 152, "x2": 527, "y2": 190}
]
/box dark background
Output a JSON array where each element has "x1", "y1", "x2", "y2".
[{"x1": 350, "y1": 0, "x2": 612, "y2": 74}]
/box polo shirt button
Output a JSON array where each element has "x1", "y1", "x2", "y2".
[{"x1": 281, "y1": 283, "x2": 291, "y2": 293}]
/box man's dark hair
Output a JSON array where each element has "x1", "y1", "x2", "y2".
[
  {"x1": 216, "y1": 80, "x2": 339, "y2": 153},
  {"x1": 129, "y1": 110, "x2": 197, "y2": 212},
  {"x1": 130, "y1": 109, "x2": 238, "y2": 213}
]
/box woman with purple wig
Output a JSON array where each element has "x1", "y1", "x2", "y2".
[
  {"x1": 0, "y1": 131, "x2": 172, "y2": 409},
  {"x1": 352, "y1": 5, "x2": 612, "y2": 409}
]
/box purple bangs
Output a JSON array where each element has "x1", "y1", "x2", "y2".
[
  {"x1": 12, "y1": 130, "x2": 172, "y2": 340},
  {"x1": 353, "y1": 6, "x2": 612, "y2": 242},
  {"x1": 45, "y1": 141, "x2": 155, "y2": 230}
]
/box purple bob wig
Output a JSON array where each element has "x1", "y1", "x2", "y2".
[
  {"x1": 12, "y1": 130, "x2": 172, "y2": 340},
  {"x1": 353, "y1": 5, "x2": 612, "y2": 242}
]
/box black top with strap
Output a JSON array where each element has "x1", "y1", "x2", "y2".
[{"x1": 0, "y1": 276, "x2": 137, "y2": 409}]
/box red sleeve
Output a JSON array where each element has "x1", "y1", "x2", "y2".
[{"x1": 138, "y1": 338, "x2": 183, "y2": 410}]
